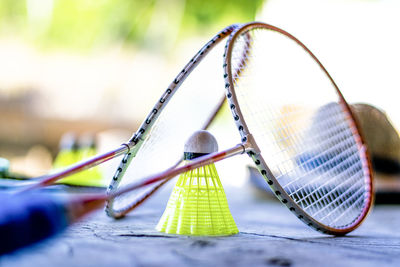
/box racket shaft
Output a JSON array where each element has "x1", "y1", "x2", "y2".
[
  {"x1": 113, "y1": 142, "x2": 248, "y2": 198},
  {"x1": 19, "y1": 145, "x2": 128, "y2": 192}
]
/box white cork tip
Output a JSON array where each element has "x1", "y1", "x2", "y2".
[{"x1": 184, "y1": 130, "x2": 218, "y2": 154}]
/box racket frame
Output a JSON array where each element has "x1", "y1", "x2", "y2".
[
  {"x1": 105, "y1": 24, "x2": 241, "y2": 218},
  {"x1": 223, "y1": 22, "x2": 374, "y2": 235}
]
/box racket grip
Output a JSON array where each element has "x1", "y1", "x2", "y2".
[{"x1": 0, "y1": 193, "x2": 74, "y2": 255}]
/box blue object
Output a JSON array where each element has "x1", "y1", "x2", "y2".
[
  {"x1": 0, "y1": 192, "x2": 69, "y2": 255},
  {"x1": 296, "y1": 150, "x2": 356, "y2": 173}
]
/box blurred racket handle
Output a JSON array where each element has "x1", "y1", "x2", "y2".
[{"x1": 0, "y1": 192, "x2": 105, "y2": 255}]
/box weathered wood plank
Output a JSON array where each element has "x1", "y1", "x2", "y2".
[{"x1": 0, "y1": 186, "x2": 399, "y2": 267}]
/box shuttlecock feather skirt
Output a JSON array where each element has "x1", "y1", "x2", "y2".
[{"x1": 156, "y1": 163, "x2": 238, "y2": 236}]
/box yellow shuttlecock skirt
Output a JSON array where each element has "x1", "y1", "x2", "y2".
[
  {"x1": 156, "y1": 163, "x2": 238, "y2": 236},
  {"x1": 53, "y1": 148, "x2": 104, "y2": 187}
]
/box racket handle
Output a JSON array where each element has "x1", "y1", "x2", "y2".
[{"x1": 0, "y1": 193, "x2": 105, "y2": 255}]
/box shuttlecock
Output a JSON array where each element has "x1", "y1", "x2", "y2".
[
  {"x1": 156, "y1": 130, "x2": 238, "y2": 236},
  {"x1": 53, "y1": 132, "x2": 79, "y2": 170},
  {"x1": 54, "y1": 133, "x2": 104, "y2": 187}
]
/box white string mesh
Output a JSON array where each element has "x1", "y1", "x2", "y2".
[
  {"x1": 230, "y1": 28, "x2": 370, "y2": 229},
  {"x1": 111, "y1": 40, "x2": 228, "y2": 212}
]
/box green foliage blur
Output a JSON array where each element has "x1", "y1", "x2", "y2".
[{"x1": 0, "y1": 0, "x2": 264, "y2": 51}]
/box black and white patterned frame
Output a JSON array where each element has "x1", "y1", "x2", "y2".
[
  {"x1": 222, "y1": 22, "x2": 373, "y2": 235},
  {"x1": 105, "y1": 24, "x2": 241, "y2": 218}
]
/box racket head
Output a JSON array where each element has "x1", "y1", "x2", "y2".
[
  {"x1": 224, "y1": 22, "x2": 373, "y2": 235},
  {"x1": 105, "y1": 25, "x2": 240, "y2": 218}
]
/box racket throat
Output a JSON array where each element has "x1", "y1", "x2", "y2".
[{"x1": 242, "y1": 134, "x2": 261, "y2": 156}]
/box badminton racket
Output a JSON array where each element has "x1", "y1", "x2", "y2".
[
  {"x1": 17, "y1": 24, "x2": 244, "y2": 206},
  {"x1": 107, "y1": 22, "x2": 374, "y2": 235},
  {"x1": 105, "y1": 27, "x2": 252, "y2": 218}
]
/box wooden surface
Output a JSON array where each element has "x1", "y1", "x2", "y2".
[{"x1": 0, "y1": 184, "x2": 399, "y2": 267}]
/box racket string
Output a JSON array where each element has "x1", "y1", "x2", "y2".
[
  {"x1": 288, "y1": 150, "x2": 362, "y2": 205},
  {"x1": 285, "y1": 133, "x2": 361, "y2": 191},
  {"x1": 278, "y1": 107, "x2": 366, "y2": 227}
]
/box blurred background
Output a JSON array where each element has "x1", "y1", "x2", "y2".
[{"x1": 0, "y1": 0, "x2": 399, "y2": 188}]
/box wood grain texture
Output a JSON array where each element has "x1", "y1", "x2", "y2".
[{"x1": 0, "y1": 185, "x2": 399, "y2": 267}]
